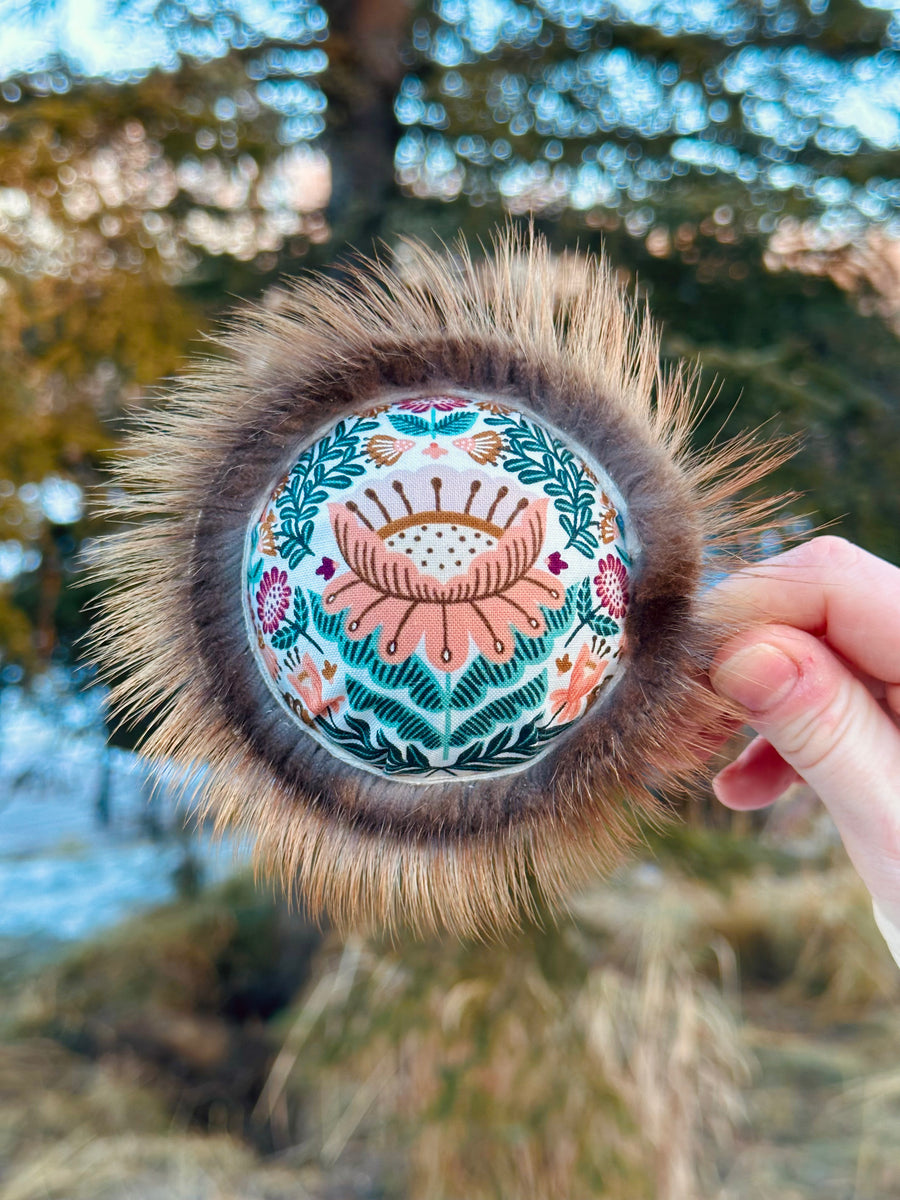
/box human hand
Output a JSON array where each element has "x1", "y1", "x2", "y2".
[{"x1": 707, "y1": 537, "x2": 900, "y2": 946}]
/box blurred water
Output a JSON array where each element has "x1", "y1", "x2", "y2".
[{"x1": 0, "y1": 684, "x2": 249, "y2": 946}]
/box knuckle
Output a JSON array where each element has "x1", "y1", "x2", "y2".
[{"x1": 777, "y1": 671, "x2": 859, "y2": 774}]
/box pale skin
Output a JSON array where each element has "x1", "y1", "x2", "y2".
[{"x1": 708, "y1": 536, "x2": 900, "y2": 933}]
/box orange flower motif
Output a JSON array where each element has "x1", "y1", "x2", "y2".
[
  {"x1": 259, "y1": 509, "x2": 278, "y2": 556},
  {"x1": 548, "y1": 642, "x2": 608, "y2": 724},
  {"x1": 287, "y1": 653, "x2": 345, "y2": 718},
  {"x1": 323, "y1": 497, "x2": 565, "y2": 672},
  {"x1": 452, "y1": 430, "x2": 503, "y2": 464},
  {"x1": 256, "y1": 632, "x2": 280, "y2": 681},
  {"x1": 367, "y1": 435, "x2": 415, "y2": 466},
  {"x1": 598, "y1": 491, "x2": 619, "y2": 545}
]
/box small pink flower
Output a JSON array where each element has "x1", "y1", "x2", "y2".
[
  {"x1": 316, "y1": 556, "x2": 336, "y2": 581},
  {"x1": 549, "y1": 643, "x2": 608, "y2": 724},
  {"x1": 256, "y1": 567, "x2": 291, "y2": 633},
  {"x1": 594, "y1": 553, "x2": 628, "y2": 619},
  {"x1": 421, "y1": 441, "x2": 448, "y2": 460},
  {"x1": 546, "y1": 551, "x2": 568, "y2": 576},
  {"x1": 287, "y1": 653, "x2": 344, "y2": 718},
  {"x1": 398, "y1": 395, "x2": 468, "y2": 413}
]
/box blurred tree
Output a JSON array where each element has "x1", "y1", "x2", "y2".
[
  {"x1": 0, "y1": 0, "x2": 898, "y2": 694},
  {"x1": 0, "y1": 50, "x2": 329, "y2": 680},
  {"x1": 398, "y1": 0, "x2": 900, "y2": 228}
]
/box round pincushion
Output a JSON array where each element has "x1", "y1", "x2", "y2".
[
  {"x1": 92, "y1": 229, "x2": 790, "y2": 937},
  {"x1": 244, "y1": 395, "x2": 635, "y2": 782}
]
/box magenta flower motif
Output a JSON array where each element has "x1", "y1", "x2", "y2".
[
  {"x1": 397, "y1": 395, "x2": 468, "y2": 413},
  {"x1": 593, "y1": 554, "x2": 629, "y2": 619},
  {"x1": 316, "y1": 556, "x2": 336, "y2": 581},
  {"x1": 256, "y1": 566, "x2": 291, "y2": 633},
  {"x1": 546, "y1": 551, "x2": 568, "y2": 576}
]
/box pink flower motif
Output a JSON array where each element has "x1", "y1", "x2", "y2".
[
  {"x1": 452, "y1": 431, "x2": 503, "y2": 464},
  {"x1": 546, "y1": 551, "x2": 568, "y2": 576},
  {"x1": 421, "y1": 441, "x2": 448, "y2": 460},
  {"x1": 323, "y1": 498, "x2": 566, "y2": 672},
  {"x1": 287, "y1": 653, "x2": 344, "y2": 718},
  {"x1": 549, "y1": 643, "x2": 608, "y2": 724},
  {"x1": 256, "y1": 567, "x2": 291, "y2": 633},
  {"x1": 367, "y1": 435, "x2": 414, "y2": 466},
  {"x1": 316, "y1": 556, "x2": 336, "y2": 581},
  {"x1": 594, "y1": 553, "x2": 629, "y2": 619},
  {"x1": 397, "y1": 395, "x2": 468, "y2": 413},
  {"x1": 261, "y1": 644, "x2": 280, "y2": 681}
]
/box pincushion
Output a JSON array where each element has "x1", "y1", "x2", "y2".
[
  {"x1": 92, "y1": 229, "x2": 791, "y2": 937},
  {"x1": 244, "y1": 395, "x2": 634, "y2": 781}
]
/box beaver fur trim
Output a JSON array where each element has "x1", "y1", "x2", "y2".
[{"x1": 90, "y1": 228, "x2": 793, "y2": 937}]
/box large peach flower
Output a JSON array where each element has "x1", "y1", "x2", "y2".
[
  {"x1": 548, "y1": 642, "x2": 608, "y2": 724},
  {"x1": 323, "y1": 498, "x2": 565, "y2": 671}
]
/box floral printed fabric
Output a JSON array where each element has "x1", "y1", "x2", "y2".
[{"x1": 243, "y1": 394, "x2": 637, "y2": 782}]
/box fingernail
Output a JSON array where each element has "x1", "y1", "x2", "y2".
[{"x1": 710, "y1": 643, "x2": 799, "y2": 713}]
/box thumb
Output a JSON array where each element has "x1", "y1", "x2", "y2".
[{"x1": 709, "y1": 624, "x2": 900, "y2": 911}]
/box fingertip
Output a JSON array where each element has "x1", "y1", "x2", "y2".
[
  {"x1": 712, "y1": 762, "x2": 779, "y2": 811},
  {"x1": 712, "y1": 736, "x2": 803, "y2": 811}
]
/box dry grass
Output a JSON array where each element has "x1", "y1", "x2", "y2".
[
  {"x1": 263, "y1": 910, "x2": 751, "y2": 1199},
  {"x1": 4, "y1": 828, "x2": 900, "y2": 1200},
  {"x1": 0, "y1": 1037, "x2": 365, "y2": 1200}
]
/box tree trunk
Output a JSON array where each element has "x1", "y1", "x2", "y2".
[{"x1": 323, "y1": 0, "x2": 414, "y2": 250}]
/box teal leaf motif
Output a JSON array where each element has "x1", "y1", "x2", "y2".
[
  {"x1": 276, "y1": 416, "x2": 378, "y2": 568},
  {"x1": 484, "y1": 412, "x2": 599, "y2": 557},
  {"x1": 314, "y1": 712, "x2": 433, "y2": 775},
  {"x1": 450, "y1": 588, "x2": 575, "y2": 709},
  {"x1": 311, "y1": 589, "x2": 576, "y2": 715},
  {"x1": 345, "y1": 678, "x2": 442, "y2": 750},
  {"x1": 248, "y1": 556, "x2": 264, "y2": 586},
  {"x1": 434, "y1": 410, "x2": 478, "y2": 435},
  {"x1": 575, "y1": 577, "x2": 594, "y2": 624},
  {"x1": 592, "y1": 613, "x2": 619, "y2": 638},
  {"x1": 309, "y1": 591, "x2": 347, "y2": 641},
  {"x1": 271, "y1": 590, "x2": 318, "y2": 652},
  {"x1": 270, "y1": 622, "x2": 299, "y2": 651},
  {"x1": 307, "y1": 588, "x2": 578, "y2": 766},
  {"x1": 309, "y1": 593, "x2": 444, "y2": 710},
  {"x1": 450, "y1": 673, "x2": 547, "y2": 747},
  {"x1": 387, "y1": 412, "x2": 431, "y2": 436},
  {"x1": 445, "y1": 718, "x2": 569, "y2": 773},
  {"x1": 369, "y1": 653, "x2": 445, "y2": 712},
  {"x1": 570, "y1": 577, "x2": 619, "y2": 643}
]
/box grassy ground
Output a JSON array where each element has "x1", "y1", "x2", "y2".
[{"x1": 2, "y1": 801, "x2": 899, "y2": 1200}]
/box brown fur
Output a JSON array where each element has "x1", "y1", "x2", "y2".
[{"x1": 89, "y1": 228, "x2": 795, "y2": 938}]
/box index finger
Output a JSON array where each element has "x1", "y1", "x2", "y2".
[{"x1": 711, "y1": 536, "x2": 900, "y2": 686}]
